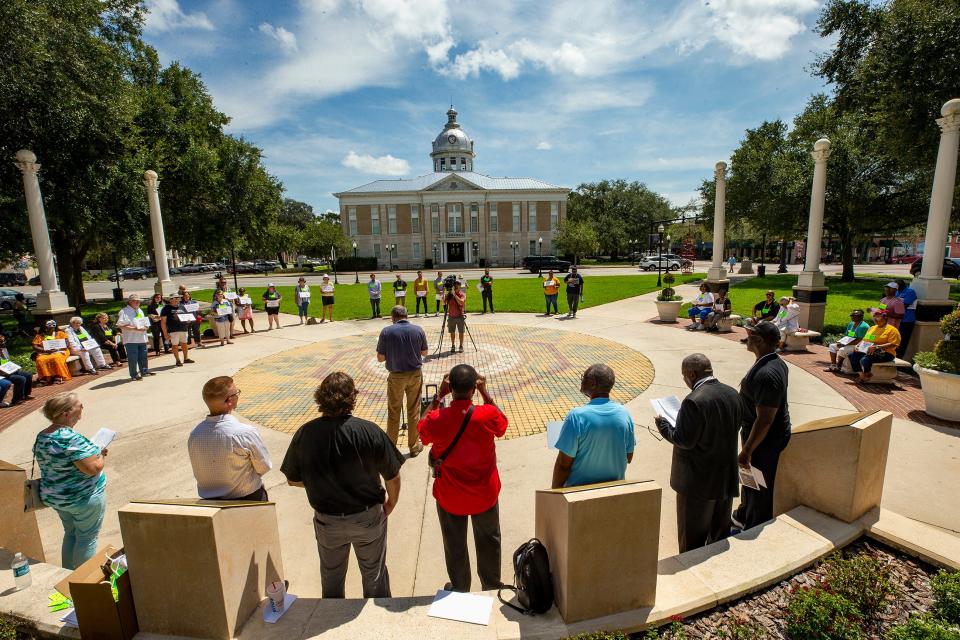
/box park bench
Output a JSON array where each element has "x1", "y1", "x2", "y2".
[
  {"x1": 784, "y1": 330, "x2": 821, "y2": 351},
  {"x1": 840, "y1": 356, "x2": 912, "y2": 384},
  {"x1": 717, "y1": 314, "x2": 742, "y2": 333}
]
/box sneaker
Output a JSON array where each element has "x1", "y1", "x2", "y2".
[
  {"x1": 134, "y1": 374, "x2": 142, "y2": 381},
  {"x1": 450, "y1": 347, "x2": 456, "y2": 354},
  {"x1": 458, "y1": 345, "x2": 464, "y2": 353},
  {"x1": 730, "y1": 513, "x2": 744, "y2": 530},
  {"x1": 145, "y1": 371, "x2": 156, "y2": 377},
  {"x1": 0, "y1": 401, "x2": 10, "y2": 408},
  {"x1": 183, "y1": 358, "x2": 195, "y2": 364},
  {"x1": 175, "y1": 361, "x2": 183, "y2": 367},
  {"x1": 409, "y1": 441, "x2": 424, "y2": 457}
]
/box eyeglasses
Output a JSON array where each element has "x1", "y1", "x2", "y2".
[{"x1": 225, "y1": 389, "x2": 241, "y2": 401}]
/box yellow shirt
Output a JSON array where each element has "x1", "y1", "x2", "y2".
[
  {"x1": 543, "y1": 278, "x2": 560, "y2": 295},
  {"x1": 414, "y1": 278, "x2": 429, "y2": 294},
  {"x1": 864, "y1": 324, "x2": 900, "y2": 356}
]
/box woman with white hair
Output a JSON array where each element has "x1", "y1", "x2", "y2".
[
  {"x1": 32, "y1": 320, "x2": 72, "y2": 384},
  {"x1": 66, "y1": 317, "x2": 110, "y2": 375},
  {"x1": 33, "y1": 392, "x2": 109, "y2": 569}
]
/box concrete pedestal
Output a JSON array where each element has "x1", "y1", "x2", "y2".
[
  {"x1": 535, "y1": 480, "x2": 661, "y2": 623},
  {"x1": 0, "y1": 461, "x2": 45, "y2": 562},
  {"x1": 793, "y1": 271, "x2": 828, "y2": 332},
  {"x1": 904, "y1": 299, "x2": 958, "y2": 360},
  {"x1": 705, "y1": 278, "x2": 730, "y2": 295},
  {"x1": 737, "y1": 259, "x2": 754, "y2": 274},
  {"x1": 152, "y1": 281, "x2": 178, "y2": 296},
  {"x1": 775, "y1": 411, "x2": 892, "y2": 523},
  {"x1": 118, "y1": 500, "x2": 283, "y2": 640}
]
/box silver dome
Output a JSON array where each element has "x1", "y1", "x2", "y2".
[{"x1": 431, "y1": 107, "x2": 474, "y2": 154}]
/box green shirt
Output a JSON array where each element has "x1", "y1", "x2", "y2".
[{"x1": 34, "y1": 428, "x2": 105, "y2": 508}]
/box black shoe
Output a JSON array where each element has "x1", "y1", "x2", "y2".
[
  {"x1": 145, "y1": 371, "x2": 157, "y2": 376},
  {"x1": 458, "y1": 345, "x2": 464, "y2": 353},
  {"x1": 175, "y1": 361, "x2": 183, "y2": 367},
  {"x1": 183, "y1": 358, "x2": 195, "y2": 364},
  {"x1": 134, "y1": 374, "x2": 142, "y2": 381}
]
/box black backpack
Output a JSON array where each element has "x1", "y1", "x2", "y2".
[{"x1": 498, "y1": 538, "x2": 554, "y2": 615}]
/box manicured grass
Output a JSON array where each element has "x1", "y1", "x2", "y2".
[{"x1": 193, "y1": 273, "x2": 705, "y2": 320}]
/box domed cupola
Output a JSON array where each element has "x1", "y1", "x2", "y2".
[{"x1": 430, "y1": 106, "x2": 475, "y2": 172}]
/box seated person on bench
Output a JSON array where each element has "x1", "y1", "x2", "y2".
[
  {"x1": 825, "y1": 309, "x2": 870, "y2": 373},
  {"x1": 847, "y1": 310, "x2": 900, "y2": 384}
]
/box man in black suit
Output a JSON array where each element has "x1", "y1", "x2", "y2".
[{"x1": 656, "y1": 354, "x2": 742, "y2": 552}]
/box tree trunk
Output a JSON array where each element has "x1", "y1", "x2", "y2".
[
  {"x1": 52, "y1": 231, "x2": 88, "y2": 308},
  {"x1": 840, "y1": 229, "x2": 855, "y2": 282}
]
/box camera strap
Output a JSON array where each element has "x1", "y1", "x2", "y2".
[{"x1": 431, "y1": 406, "x2": 474, "y2": 468}]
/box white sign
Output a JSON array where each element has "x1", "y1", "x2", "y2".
[
  {"x1": 80, "y1": 338, "x2": 100, "y2": 351},
  {"x1": 0, "y1": 361, "x2": 21, "y2": 374},
  {"x1": 225, "y1": 292, "x2": 239, "y2": 300},
  {"x1": 299, "y1": 292, "x2": 311, "y2": 300},
  {"x1": 91, "y1": 428, "x2": 116, "y2": 450},
  {"x1": 838, "y1": 336, "x2": 856, "y2": 346},
  {"x1": 216, "y1": 305, "x2": 232, "y2": 317},
  {"x1": 543, "y1": 280, "x2": 553, "y2": 289},
  {"x1": 738, "y1": 465, "x2": 767, "y2": 491},
  {"x1": 476, "y1": 283, "x2": 484, "y2": 293},
  {"x1": 265, "y1": 300, "x2": 280, "y2": 308},
  {"x1": 183, "y1": 302, "x2": 200, "y2": 313},
  {"x1": 436, "y1": 294, "x2": 443, "y2": 301},
  {"x1": 416, "y1": 290, "x2": 427, "y2": 297},
  {"x1": 428, "y1": 590, "x2": 493, "y2": 626},
  {"x1": 177, "y1": 313, "x2": 196, "y2": 323},
  {"x1": 857, "y1": 341, "x2": 873, "y2": 353},
  {"x1": 239, "y1": 296, "x2": 252, "y2": 305},
  {"x1": 43, "y1": 338, "x2": 67, "y2": 351},
  {"x1": 395, "y1": 291, "x2": 405, "y2": 298},
  {"x1": 134, "y1": 318, "x2": 151, "y2": 330},
  {"x1": 321, "y1": 286, "x2": 333, "y2": 294},
  {"x1": 546, "y1": 421, "x2": 563, "y2": 449}
]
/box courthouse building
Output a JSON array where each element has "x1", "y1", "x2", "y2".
[{"x1": 335, "y1": 107, "x2": 569, "y2": 268}]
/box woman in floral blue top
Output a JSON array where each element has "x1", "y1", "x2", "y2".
[{"x1": 33, "y1": 393, "x2": 108, "y2": 569}]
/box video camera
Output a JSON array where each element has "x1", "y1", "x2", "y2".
[{"x1": 442, "y1": 274, "x2": 458, "y2": 291}]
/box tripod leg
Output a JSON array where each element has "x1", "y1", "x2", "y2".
[
  {"x1": 433, "y1": 306, "x2": 448, "y2": 355},
  {"x1": 464, "y1": 320, "x2": 478, "y2": 352}
]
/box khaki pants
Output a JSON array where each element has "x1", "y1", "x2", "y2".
[{"x1": 386, "y1": 369, "x2": 422, "y2": 448}]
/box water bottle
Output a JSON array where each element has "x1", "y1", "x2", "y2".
[{"x1": 12, "y1": 552, "x2": 31, "y2": 590}]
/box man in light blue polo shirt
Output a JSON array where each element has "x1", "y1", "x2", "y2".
[{"x1": 552, "y1": 364, "x2": 636, "y2": 488}]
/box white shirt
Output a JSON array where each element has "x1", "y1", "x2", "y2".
[
  {"x1": 117, "y1": 305, "x2": 148, "y2": 344},
  {"x1": 188, "y1": 413, "x2": 272, "y2": 499},
  {"x1": 694, "y1": 292, "x2": 714, "y2": 307},
  {"x1": 66, "y1": 326, "x2": 96, "y2": 351},
  {"x1": 776, "y1": 303, "x2": 801, "y2": 332}
]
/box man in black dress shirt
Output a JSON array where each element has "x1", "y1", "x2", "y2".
[
  {"x1": 281, "y1": 372, "x2": 405, "y2": 599},
  {"x1": 733, "y1": 321, "x2": 791, "y2": 531},
  {"x1": 656, "y1": 354, "x2": 742, "y2": 552}
]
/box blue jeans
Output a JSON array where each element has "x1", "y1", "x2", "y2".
[
  {"x1": 688, "y1": 307, "x2": 710, "y2": 322},
  {"x1": 297, "y1": 300, "x2": 310, "y2": 318},
  {"x1": 545, "y1": 294, "x2": 558, "y2": 314},
  {"x1": 55, "y1": 490, "x2": 106, "y2": 570},
  {"x1": 125, "y1": 342, "x2": 148, "y2": 378},
  {"x1": 848, "y1": 350, "x2": 894, "y2": 373}
]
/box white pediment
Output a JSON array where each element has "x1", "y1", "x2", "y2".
[{"x1": 425, "y1": 175, "x2": 484, "y2": 192}]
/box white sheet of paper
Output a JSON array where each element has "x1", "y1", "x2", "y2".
[
  {"x1": 81, "y1": 338, "x2": 100, "y2": 351},
  {"x1": 416, "y1": 290, "x2": 427, "y2": 297},
  {"x1": 321, "y1": 286, "x2": 333, "y2": 294},
  {"x1": 395, "y1": 291, "x2": 405, "y2": 297},
  {"x1": 184, "y1": 302, "x2": 200, "y2": 313},
  {"x1": 546, "y1": 421, "x2": 564, "y2": 449},
  {"x1": 857, "y1": 341, "x2": 873, "y2": 353},
  {"x1": 476, "y1": 283, "x2": 484, "y2": 292},
  {"x1": 43, "y1": 338, "x2": 67, "y2": 351},
  {"x1": 838, "y1": 336, "x2": 856, "y2": 346},
  {"x1": 177, "y1": 313, "x2": 196, "y2": 323},
  {"x1": 0, "y1": 361, "x2": 21, "y2": 374},
  {"x1": 134, "y1": 318, "x2": 151, "y2": 330},
  {"x1": 650, "y1": 396, "x2": 681, "y2": 428},
  {"x1": 225, "y1": 292, "x2": 239, "y2": 300},
  {"x1": 91, "y1": 428, "x2": 116, "y2": 450},
  {"x1": 59, "y1": 608, "x2": 79, "y2": 628},
  {"x1": 739, "y1": 465, "x2": 767, "y2": 490},
  {"x1": 752, "y1": 465, "x2": 767, "y2": 488},
  {"x1": 299, "y1": 292, "x2": 311, "y2": 300},
  {"x1": 216, "y1": 306, "x2": 232, "y2": 317},
  {"x1": 428, "y1": 590, "x2": 493, "y2": 626},
  {"x1": 239, "y1": 296, "x2": 252, "y2": 305},
  {"x1": 266, "y1": 300, "x2": 280, "y2": 308},
  {"x1": 262, "y1": 594, "x2": 297, "y2": 624}
]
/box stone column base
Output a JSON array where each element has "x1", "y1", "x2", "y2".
[
  {"x1": 737, "y1": 259, "x2": 754, "y2": 274},
  {"x1": 153, "y1": 280, "x2": 177, "y2": 296},
  {"x1": 707, "y1": 266, "x2": 728, "y2": 281},
  {"x1": 906, "y1": 299, "x2": 957, "y2": 359},
  {"x1": 705, "y1": 279, "x2": 730, "y2": 294},
  {"x1": 793, "y1": 285, "x2": 828, "y2": 332}
]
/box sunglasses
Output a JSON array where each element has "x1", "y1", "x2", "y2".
[{"x1": 225, "y1": 389, "x2": 241, "y2": 401}]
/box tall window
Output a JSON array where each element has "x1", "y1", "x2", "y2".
[
  {"x1": 529, "y1": 240, "x2": 537, "y2": 255},
  {"x1": 440, "y1": 157, "x2": 446, "y2": 171},
  {"x1": 528, "y1": 202, "x2": 537, "y2": 232},
  {"x1": 460, "y1": 157, "x2": 467, "y2": 171},
  {"x1": 491, "y1": 242, "x2": 498, "y2": 258},
  {"x1": 413, "y1": 242, "x2": 422, "y2": 259},
  {"x1": 470, "y1": 203, "x2": 479, "y2": 233},
  {"x1": 431, "y1": 204, "x2": 440, "y2": 233},
  {"x1": 374, "y1": 244, "x2": 381, "y2": 258},
  {"x1": 447, "y1": 204, "x2": 462, "y2": 233},
  {"x1": 387, "y1": 205, "x2": 397, "y2": 234},
  {"x1": 550, "y1": 202, "x2": 558, "y2": 231},
  {"x1": 371, "y1": 206, "x2": 380, "y2": 235},
  {"x1": 512, "y1": 202, "x2": 521, "y2": 231},
  {"x1": 411, "y1": 204, "x2": 420, "y2": 233},
  {"x1": 489, "y1": 203, "x2": 498, "y2": 232},
  {"x1": 348, "y1": 207, "x2": 357, "y2": 236}
]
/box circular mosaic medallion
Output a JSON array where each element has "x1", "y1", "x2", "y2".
[{"x1": 233, "y1": 324, "x2": 654, "y2": 439}]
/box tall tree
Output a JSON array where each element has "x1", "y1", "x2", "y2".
[
  {"x1": 553, "y1": 219, "x2": 598, "y2": 265},
  {"x1": 567, "y1": 180, "x2": 673, "y2": 255}
]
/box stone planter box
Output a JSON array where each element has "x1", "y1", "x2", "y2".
[
  {"x1": 914, "y1": 364, "x2": 960, "y2": 422},
  {"x1": 655, "y1": 300, "x2": 683, "y2": 323}
]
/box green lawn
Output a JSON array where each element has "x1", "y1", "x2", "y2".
[{"x1": 193, "y1": 273, "x2": 705, "y2": 320}]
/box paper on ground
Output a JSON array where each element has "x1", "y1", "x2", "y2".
[
  {"x1": 263, "y1": 594, "x2": 297, "y2": 624},
  {"x1": 59, "y1": 608, "x2": 78, "y2": 628},
  {"x1": 651, "y1": 396, "x2": 681, "y2": 427},
  {"x1": 91, "y1": 428, "x2": 116, "y2": 450},
  {"x1": 546, "y1": 421, "x2": 564, "y2": 449},
  {"x1": 428, "y1": 590, "x2": 493, "y2": 626},
  {"x1": 738, "y1": 465, "x2": 767, "y2": 491}
]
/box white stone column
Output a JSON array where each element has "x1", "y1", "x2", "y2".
[
  {"x1": 143, "y1": 170, "x2": 174, "y2": 295},
  {"x1": 914, "y1": 99, "x2": 960, "y2": 301},
  {"x1": 798, "y1": 138, "x2": 831, "y2": 288},
  {"x1": 706, "y1": 161, "x2": 728, "y2": 284},
  {"x1": 13, "y1": 150, "x2": 72, "y2": 314}
]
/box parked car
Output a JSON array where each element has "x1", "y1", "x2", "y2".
[
  {"x1": 0, "y1": 288, "x2": 37, "y2": 310},
  {"x1": 178, "y1": 263, "x2": 207, "y2": 273},
  {"x1": 911, "y1": 257, "x2": 960, "y2": 278},
  {"x1": 27, "y1": 275, "x2": 41, "y2": 286},
  {"x1": 522, "y1": 255, "x2": 572, "y2": 273},
  {"x1": 892, "y1": 254, "x2": 920, "y2": 264},
  {"x1": 638, "y1": 254, "x2": 682, "y2": 271},
  {"x1": 0, "y1": 272, "x2": 27, "y2": 286},
  {"x1": 108, "y1": 267, "x2": 149, "y2": 282},
  {"x1": 229, "y1": 262, "x2": 269, "y2": 274}
]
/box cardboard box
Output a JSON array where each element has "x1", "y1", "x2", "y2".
[
  {"x1": 775, "y1": 411, "x2": 892, "y2": 523},
  {"x1": 55, "y1": 545, "x2": 138, "y2": 640},
  {"x1": 118, "y1": 499, "x2": 283, "y2": 640},
  {"x1": 0, "y1": 459, "x2": 45, "y2": 562},
  {"x1": 535, "y1": 480, "x2": 662, "y2": 623}
]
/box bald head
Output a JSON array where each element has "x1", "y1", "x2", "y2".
[{"x1": 681, "y1": 353, "x2": 713, "y2": 389}]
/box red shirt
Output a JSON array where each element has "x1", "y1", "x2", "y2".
[
  {"x1": 447, "y1": 290, "x2": 466, "y2": 318},
  {"x1": 418, "y1": 399, "x2": 508, "y2": 515}
]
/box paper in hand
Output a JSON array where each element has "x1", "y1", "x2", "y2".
[
  {"x1": 738, "y1": 465, "x2": 767, "y2": 490},
  {"x1": 91, "y1": 428, "x2": 116, "y2": 450},
  {"x1": 650, "y1": 396, "x2": 681, "y2": 427},
  {"x1": 546, "y1": 421, "x2": 564, "y2": 449}
]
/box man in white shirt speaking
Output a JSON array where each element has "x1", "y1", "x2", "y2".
[{"x1": 188, "y1": 376, "x2": 272, "y2": 501}]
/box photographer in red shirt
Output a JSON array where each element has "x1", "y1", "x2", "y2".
[
  {"x1": 418, "y1": 364, "x2": 508, "y2": 592},
  {"x1": 445, "y1": 281, "x2": 467, "y2": 353}
]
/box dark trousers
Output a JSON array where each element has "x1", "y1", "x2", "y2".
[
  {"x1": 103, "y1": 342, "x2": 126, "y2": 363},
  {"x1": 436, "y1": 298, "x2": 444, "y2": 313},
  {"x1": 207, "y1": 485, "x2": 269, "y2": 502},
  {"x1": 150, "y1": 323, "x2": 163, "y2": 354},
  {"x1": 436, "y1": 501, "x2": 501, "y2": 592},
  {"x1": 415, "y1": 296, "x2": 428, "y2": 315},
  {"x1": 677, "y1": 494, "x2": 733, "y2": 553},
  {"x1": 188, "y1": 321, "x2": 202, "y2": 345},
  {"x1": 732, "y1": 440, "x2": 786, "y2": 530},
  {"x1": 482, "y1": 290, "x2": 494, "y2": 312},
  {"x1": 545, "y1": 294, "x2": 558, "y2": 314},
  {"x1": 314, "y1": 505, "x2": 390, "y2": 599},
  {"x1": 370, "y1": 298, "x2": 381, "y2": 317},
  {"x1": 567, "y1": 292, "x2": 580, "y2": 315},
  {"x1": 896, "y1": 321, "x2": 915, "y2": 358},
  {"x1": 0, "y1": 373, "x2": 32, "y2": 404},
  {"x1": 849, "y1": 350, "x2": 894, "y2": 373}
]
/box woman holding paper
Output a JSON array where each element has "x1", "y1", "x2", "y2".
[
  {"x1": 89, "y1": 313, "x2": 126, "y2": 365},
  {"x1": 210, "y1": 291, "x2": 235, "y2": 346},
  {"x1": 34, "y1": 392, "x2": 109, "y2": 569},
  {"x1": 181, "y1": 291, "x2": 205, "y2": 347},
  {"x1": 847, "y1": 310, "x2": 900, "y2": 383},
  {"x1": 32, "y1": 320, "x2": 72, "y2": 384},
  {"x1": 320, "y1": 275, "x2": 335, "y2": 323},
  {"x1": 66, "y1": 317, "x2": 109, "y2": 374},
  {"x1": 235, "y1": 288, "x2": 255, "y2": 334},
  {"x1": 543, "y1": 271, "x2": 560, "y2": 316},
  {"x1": 263, "y1": 283, "x2": 283, "y2": 330},
  {"x1": 147, "y1": 293, "x2": 168, "y2": 356},
  {"x1": 295, "y1": 277, "x2": 311, "y2": 324}
]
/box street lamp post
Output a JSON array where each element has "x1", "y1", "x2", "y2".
[
  {"x1": 778, "y1": 239, "x2": 789, "y2": 273},
  {"x1": 472, "y1": 241, "x2": 479, "y2": 266},
  {"x1": 656, "y1": 223, "x2": 665, "y2": 287},
  {"x1": 352, "y1": 241, "x2": 359, "y2": 284},
  {"x1": 510, "y1": 241, "x2": 518, "y2": 269},
  {"x1": 433, "y1": 242, "x2": 439, "y2": 268},
  {"x1": 331, "y1": 246, "x2": 338, "y2": 284},
  {"x1": 537, "y1": 236, "x2": 543, "y2": 277},
  {"x1": 391, "y1": 244, "x2": 397, "y2": 271}
]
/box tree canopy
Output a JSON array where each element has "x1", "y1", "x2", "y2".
[{"x1": 566, "y1": 180, "x2": 675, "y2": 256}]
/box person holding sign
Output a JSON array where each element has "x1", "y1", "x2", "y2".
[
  {"x1": 320, "y1": 275, "x2": 335, "y2": 323},
  {"x1": 210, "y1": 290, "x2": 235, "y2": 346},
  {"x1": 66, "y1": 317, "x2": 109, "y2": 374},
  {"x1": 32, "y1": 320, "x2": 72, "y2": 384},
  {"x1": 182, "y1": 291, "x2": 205, "y2": 347},
  {"x1": 89, "y1": 313, "x2": 126, "y2": 365},
  {"x1": 147, "y1": 293, "x2": 168, "y2": 356},
  {"x1": 0, "y1": 334, "x2": 33, "y2": 407},
  {"x1": 393, "y1": 273, "x2": 408, "y2": 308},
  {"x1": 563, "y1": 266, "x2": 585, "y2": 318},
  {"x1": 825, "y1": 310, "x2": 870, "y2": 372},
  {"x1": 117, "y1": 293, "x2": 153, "y2": 380},
  {"x1": 160, "y1": 292, "x2": 195, "y2": 367},
  {"x1": 368, "y1": 274, "x2": 382, "y2": 319},
  {"x1": 847, "y1": 310, "x2": 900, "y2": 383},
  {"x1": 413, "y1": 271, "x2": 429, "y2": 317},
  {"x1": 542, "y1": 270, "x2": 560, "y2": 316},
  {"x1": 263, "y1": 283, "x2": 283, "y2": 330},
  {"x1": 433, "y1": 271, "x2": 445, "y2": 316},
  {"x1": 295, "y1": 277, "x2": 311, "y2": 324},
  {"x1": 235, "y1": 287, "x2": 255, "y2": 334}
]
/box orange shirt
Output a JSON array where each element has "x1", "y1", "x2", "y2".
[{"x1": 543, "y1": 278, "x2": 560, "y2": 295}]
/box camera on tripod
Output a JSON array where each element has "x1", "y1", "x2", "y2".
[{"x1": 442, "y1": 274, "x2": 458, "y2": 298}]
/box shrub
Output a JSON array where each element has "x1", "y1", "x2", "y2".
[
  {"x1": 643, "y1": 621, "x2": 686, "y2": 639},
  {"x1": 933, "y1": 570, "x2": 960, "y2": 624},
  {"x1": 887, "y1": 615, "x2": 960, "y2": 640},
  {"x1": 716, "y1": 619, "x2": 765, "y2": 639},
  {"x1": 915, "y1": 311, "x2": 960, "y2": 374},
  {"x1": 565, "y1": 632, "x2": 629, "y2": 640},
  {"x1": 786, "y1": 587, "x2": 863, "y2": 640},
  {"x1": 657, "y1": 273, "x2": 680, "y2": 302},
  {"x1": 824, "y1": 552, "x2": 897, "y2": 616}
]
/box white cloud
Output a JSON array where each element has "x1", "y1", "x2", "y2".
[
  {"x1": 144, "y1": 0, "x2": 214, "y2": 33},
  {"x1": 536, "y1": 142, "x2": 553, "y2": 150},
  {"x1": 259, "y1": 23, "x2": 297, "y2": 53},
  {"x1": 342, "y1": 151, "x2": 409, "y2": 176}
]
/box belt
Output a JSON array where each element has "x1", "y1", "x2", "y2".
[{"x1": 319, "y1": 503, "x2": 381, "y2": 518}]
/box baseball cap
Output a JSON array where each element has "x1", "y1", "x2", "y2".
[
  {"x1": 127, "y1": 293, "x2": 140, "y2": 301},
  {"x1": 873, "y1": 309, "x2": 888, "y2": 317},
  {"x1": 169, "y1": 292, "x2": 181, "y2": 299},
  {"x1": 745, "y1": 320, "x2": 780, "y2": 342},
  {"x1": 267, "y1": 282, "x2": 275, "y2": 287},
  {"x1": 885, "y1": 281, "x2": 898, "y2": 289}
]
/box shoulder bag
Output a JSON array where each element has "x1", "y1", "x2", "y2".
[
  {"x1": 428, "y1": 406, "x2": 474, "y2": 479},
  {"x1": 24, "y1": 436, "x2": 46, "y2": 512}
]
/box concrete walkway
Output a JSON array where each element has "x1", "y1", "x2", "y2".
[{"x1": 1, "y1": 287, "x2": 956, "y2": 599}]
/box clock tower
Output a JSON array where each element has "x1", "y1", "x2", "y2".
[{"x1": 430, "y1": 106, "x2": 475, "y2": 172}]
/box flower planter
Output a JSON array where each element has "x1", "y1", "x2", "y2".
[
  {"x1": 914, "y1": 364, "x2": 960, "y2": 422},
  {"x1": 655, "y1": 300, "x2": 683, "y2": 323}
]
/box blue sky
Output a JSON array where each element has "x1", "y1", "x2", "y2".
[{"x1": 142, "y1": 0, "x2": 831, "y2": 214}]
